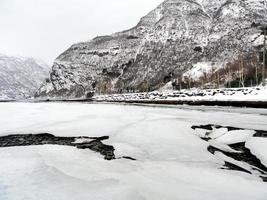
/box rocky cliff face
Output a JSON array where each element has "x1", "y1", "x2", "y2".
[
  {"x1": 37, "y1": 0, "x2": 267, "y2": 98},
  {"x1": 0, "y1": 54, "x2": 50, "y2": 100}
]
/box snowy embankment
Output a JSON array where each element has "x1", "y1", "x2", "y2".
[
  {"x1": 0, "y1": 103, "x2": 267, "y2": 199},
  {"x1": 94, "y1": 86, "x2": 267, "y2": 106}
]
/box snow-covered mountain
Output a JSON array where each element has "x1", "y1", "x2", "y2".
[
  {"x1": 37, "y1": 0, "x2": 267, "y2": 98},
  {"x1": 0, "y1": 54, "x2": 50, "y2": 100}
]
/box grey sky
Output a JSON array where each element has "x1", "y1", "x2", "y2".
[{"x1": 0, "y1": 0, "x2": 164, "y2": 65}]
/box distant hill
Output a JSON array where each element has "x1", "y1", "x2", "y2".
[{"x1": 0, "y1": 54, "x2": 50, "y2": 100}]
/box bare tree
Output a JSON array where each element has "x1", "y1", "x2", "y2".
[
  {"x1": 216, "y1": 70, "x2": 220, "y2": 88},
  {"x1": 252, "y1": 54, "x2": 259, "y2": 86},
  {"x1": 239, "y1": 55, "x2": 245, "y2": 87},
  {"x1": 227, "y1": 63, "x2": 232, "y2": 88}
]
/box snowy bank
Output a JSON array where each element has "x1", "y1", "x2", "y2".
[{"x1": 94, "y1": 86, "x2": 267, "y2": 107}]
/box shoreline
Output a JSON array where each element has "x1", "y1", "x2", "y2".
[
  {"x1": 93, "y1": 99, "x2": 267, "y2": 109},
  {"x1": 2, "y1": 99, "x2": 267, "y2": 109}
]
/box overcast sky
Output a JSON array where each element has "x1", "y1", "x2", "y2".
[{"x1": 0, "y1": 0, "x2": 163, "y2": 65}]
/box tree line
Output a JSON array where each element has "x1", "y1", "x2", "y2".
[{"x1": 172, "y1": 52, "x2": 266, "y2": 90}]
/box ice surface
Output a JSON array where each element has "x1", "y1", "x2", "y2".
[
  {"x1": 246, "y1": 138, "x2": 267, "y2": 167},
  {"x1": 209, "y1": 128, "x2": 228, "y2": 139},
  {"x1": 0, "y1": 103, "x2": 267, "y2": 200},
  {"x1": 214, "y1": 130, "x2": 255, "y2": 145}
]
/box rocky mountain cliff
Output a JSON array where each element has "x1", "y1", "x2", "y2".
[
  {"x1": 37, "y1": 0, "x2": 267, "y2": 98},
  {"x1": 0, "y1": 54, "x2": 50, "y2": 100}
]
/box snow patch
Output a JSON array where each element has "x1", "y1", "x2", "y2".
[
  {"x1": 184, "y1": 62, "x2": 223, "y2": 80},
  {"x1": 246, "y1": 138, "x2": 267, "y2": 167}
]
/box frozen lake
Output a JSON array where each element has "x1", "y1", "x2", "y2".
[{"x1": 0, "y1": 102, "x2": 267, "y2": 200}]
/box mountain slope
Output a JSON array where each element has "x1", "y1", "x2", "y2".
[
  {"x1": 0, "y1": 54, "x2": 50, "y2": 100},
  {"x1": 37, "y1": 0, "x2": 267, "y2": 98}
]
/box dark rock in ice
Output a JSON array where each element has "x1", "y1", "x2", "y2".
[
  {"x1": 229, "y1": 143, "x2": 267, "y2": 174},
  {"x1": 223, "y1": 161, "x2": 252, "y2": 174},
  {"x1": 192, "y1": 124, "x2": 267, "y2": 182},
  {"x1": 0, "y1": 133, "x2": 116, "y2": 160},
  {"x1": 191, "y1": 124, "x2": 215, "y2": 131},
  {"x1": 253, "y1": 130, "x2": 267, "y2": 138},
  {"x1": 121, "y1": 156, "x2": 137, "y2": 161},
  {"x1": 226, "y1": 126, "x2": 243, "y2": 131},
  {"x1": 76, "y1": 140, "x2": 115, "y2": 160}
]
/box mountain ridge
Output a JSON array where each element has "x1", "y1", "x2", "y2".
[{"x1": 37, "y1": 0, "x2": 267, "y2": 98}]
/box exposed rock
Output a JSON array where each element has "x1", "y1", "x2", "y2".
[
  {"x1": 0, "y1": 133, "x2": 116, "y2": 160},
  {"x1": 191, "y1": 124, "x2": 267, "y2": 182}
]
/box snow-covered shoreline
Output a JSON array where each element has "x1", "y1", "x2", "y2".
[
  {"x1": 5, "y1": 86, "x2": 266, "y2": 108},
  {"x1": 94, "y1": 86, "x2": 267, "y2": 102}
]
